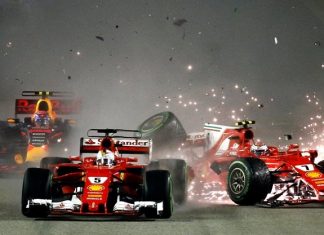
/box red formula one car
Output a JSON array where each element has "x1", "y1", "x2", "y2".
[
  {"x1": 21, "y1": 129, "x2": 173, "y2": 218},
  {"x1": 138, "y1": 112, "x2": 324, "y2": 207},
  {"x1": 186, "y1": 121, "x2": 324, "y2": 207}
]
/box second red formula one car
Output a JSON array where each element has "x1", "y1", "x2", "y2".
[
  {"x1": 21, "y1": 128, "x2": 173, "y2": 218},
  {"x1": 185, "y1": 120, "x2": 324, "y2": 207}
]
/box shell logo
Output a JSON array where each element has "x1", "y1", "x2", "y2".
[
  {"x1": 87, "y1": 185, "x2": 105, "y2": 192},
  {"x1": 305, "y1": 171, "x2": 322, "y2": 179}
]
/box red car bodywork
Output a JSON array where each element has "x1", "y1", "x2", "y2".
[
  {"x1": 22, "y1": 129, "x2": 173, "y2": 218},
  {"x1": 51, "y1": 155, "x2": 145, "y2": 216},
  {"x1": 185, "y1": 121, "x2": 323, "y2": 205}
]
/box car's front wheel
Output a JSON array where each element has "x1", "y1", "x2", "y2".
[
  {"x1": 145, "y1": 170, "x2": 173, "y2": 218},
  {"x1": 227, "y1": 158, "x2": 272, "y2": 205},
  {"x1": 21, "y1": 168, "x2": 52, "y2": 217}
]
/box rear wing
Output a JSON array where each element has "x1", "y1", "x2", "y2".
[
  {"x1": 15, "y1": 91, "x2": 79, "y2": 116},
  {"x1": 15, "y1": 99, "x2": 81, "y2": 115},
  {"x1": 80, "y1": 137, "x2": 152, "y2": 156},
  {"x1": 203, "y1": 123, "x2": 237, "y2": 151},
  {"x1": 183, "y1": 123, "x2": 237, "y2": 149},
  {"x1": 186, "y1": 131, "x2": 206, "y2": 146},
  {"x1": 22, "y1": 91, "x2": 74, "y2": 97}
]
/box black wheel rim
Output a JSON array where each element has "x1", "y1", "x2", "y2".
[{"x1": 229, "y1": 168, "x2": 246, "y2": 194}]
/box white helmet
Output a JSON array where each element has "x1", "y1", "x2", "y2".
[
  {"x1": 251, "y1": 142, "x2": 268, "y2": 156},
  {"x1": 97, "y1": 150, "x2": 115, "y2": 166}
]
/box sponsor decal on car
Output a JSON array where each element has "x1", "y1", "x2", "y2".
[
  {"x1": 85, "y1": 139, "x2": 95, "y2": 144},
  {"x1": 87, "y1": 194, "x2": 103, "y2": 200},
  {"x1": 315, "y1": 180, "x2": 324, "y2": 185},
  {"x1": 87, "y1": 185, "x2": 105, "y2": 192},
  {"x1": 115, "y1": 139, "x2": 150, "y2": 147},
  {"x1": 305, "y1": 171, "x2": 322, "y2": 179}
]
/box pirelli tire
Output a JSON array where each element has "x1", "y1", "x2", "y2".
[
  {"x1": 227, "y1": 158, "x2": 273, "y2": 205},
  {"x1": 21, "y1": 168, "x2": 52, "y2": 217},
  {"x1": 138, "y1": 112, "x2": 187, "y2": 150},
  {"x1": 157, "y1": 159, "x2": 188, "y2": 205},
  {"x1": 40, "y1": 157, "x2": 72, "y2": 171},
  {"x1": 144, "y1": 170, "x2": 173, "y2": 219}
]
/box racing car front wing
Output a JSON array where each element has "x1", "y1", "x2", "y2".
[{"x1": 26, "y1": 195, "x2": 164, "y2": 216}]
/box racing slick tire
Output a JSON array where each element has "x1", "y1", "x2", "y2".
[
  {"x1": 157, "y1": 159, "x2": 188, "y2": 205},
  {"x1": 144, "y1": 170, "x2": 173, "y2": 219},
  {"x1": 40, "y1": 157, "x2": 71, "y2": 171},
  {"x1": 138, "y1": 112, "x2": 187, "y2": 151},
  {"x1": 21, "y1": 168, "x2": 52, "y2": 217},
  {"x1": 227, "y1": 158, "x2": 273, "y2": 205}
]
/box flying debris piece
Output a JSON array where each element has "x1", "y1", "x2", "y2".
[
  {"x1": 173, "y1": 18, "x2": 187, "y2": 27},
  {"x1": 169, "y1": 57, "x2": 173, "y2": 61},
  {"x1": 258, "y1": 104, "x2": 264, "y2": 108},
  {"x1": 6, "y1": 42, "x2": 13, "y2": 48},
  {"x1": 182, "y1": 31, "x2": 186, "y2": 40},
  {"x1": 274, "y1": 37, "x2": 278, "y2": 45},
  {"x1": 15, "y1": 78, "x2": 23, "y2": 84},
  {"x1": 95, "y1": 36, "x2": 104, "y2": 41},
  {"x1": 68, "y1": 76, "x2": 71, "y2": 80},
  {"x1": 284, "y1": 134, "x2": 292, "y2": 140},
  {"x1": 314, "y1": 41, "x2": 321, "y2": 47},
  {"x1": 166, "y1": 16, "x2": 169, "y2": 20},
  {"x1": 115, "y1": 25, "x2": 119, "y2": 29}
]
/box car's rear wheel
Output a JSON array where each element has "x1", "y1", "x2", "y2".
[
  {"x1": 145, "y1": 170, "x2": 173, "y2": 218},
  {"x1": 227, "y1": 158, "x2": 273, "y2": 205},
  {"x1": 21, "y1": 168, "x2": 52, "y2": 217}
]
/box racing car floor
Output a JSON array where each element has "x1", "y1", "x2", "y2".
[{"x1": 1, "y1": 176, "x2": 324, "y2": 235}]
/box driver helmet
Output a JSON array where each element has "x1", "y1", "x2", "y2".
[
  {"x1": 34, "y1": 111, "x2": 50, "y2": 127},
  {"x1": 97, "y1": 138, "x2": 115, "y2": 166},
  {"x1": 251, "y1": 141, "x2": 268, "y2": 156}
]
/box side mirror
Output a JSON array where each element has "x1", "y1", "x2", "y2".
[{"x1": 7, "y1": 118, "x2": 20, "y2": 124}]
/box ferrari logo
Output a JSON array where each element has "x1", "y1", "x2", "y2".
[
  {"x1": 305, "y1": 171, "x2": 322, "y2": 179},
  {"x1": 87, "y1": 185, "x2": 105, "y2": 192}
]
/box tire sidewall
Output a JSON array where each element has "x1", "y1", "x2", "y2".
[
  {"x1": 21, "y1": 168, "x2": 52, "y2": 217},
  {"x1": 157, "y1": 159, "x2": 187, "y2": 204}
]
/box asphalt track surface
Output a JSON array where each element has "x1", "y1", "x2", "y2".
[{"x1": 1, "y1": 176, "x2": 324, "y2": 235}]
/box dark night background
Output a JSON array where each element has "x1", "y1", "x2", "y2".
[{"x1": 0, "y1": 0, "x2": 323, "y2": 157}]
